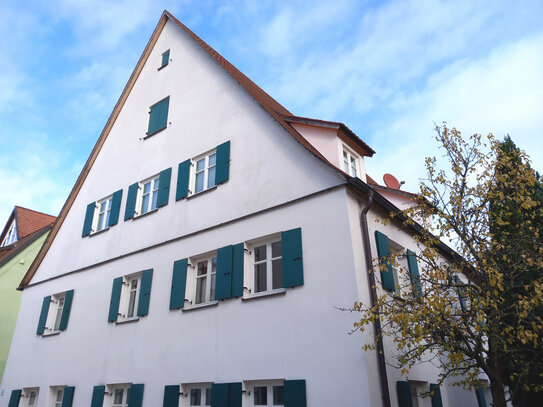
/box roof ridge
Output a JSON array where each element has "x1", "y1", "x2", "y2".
[{"x1": 14, "y1": 206, "x2": 56, "y2": 218}]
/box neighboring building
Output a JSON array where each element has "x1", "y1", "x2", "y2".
[
  {"x1": 0, "y1": 207, "x2": 56, "y2": 382},
  {"x1": 0, "y1": 11, "x2": 489, "y2": 407}
]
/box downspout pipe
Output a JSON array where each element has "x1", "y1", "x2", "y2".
[{"x1": 360, "y1": 188, "x2": 391, "y2": 407}]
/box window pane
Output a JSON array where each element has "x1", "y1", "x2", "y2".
[
  {"x1": 271, "y1": 241, "x2": 281, "y2": 258},
  {"x1": 143, "y1": 182, "x2": 151, "y2": 194},
  {"x1": 272, "y1": 259, "x2": 282, "y2": 290},
  {"x1": 128, "y1": 290, "x2": 136, "y2": 317},
  {"x1": 208, "y1": 153, "x2": 216, "y2": 166},
  {"x1": 153, "y1": 178, "x2": 160, "y2": 191},
  {"x1": 190, "y1": 388, "x2": 201, "y2": 406},
  {"x1": 195, "y1": 172, "x2": 204, "y2": 193},
  {"x1": 205, "y1": 388, "x2": 211, "y2": 406},
  {"x1": 254, "y1": 387, "x2": 267, "y2": 405},
  {"x1": 28, "y1": 391, "x2": 36, "y2": 405},
  {"x1": 210, "y1": 273, "x2": 216, "y2": 301},
  {"x1": 255, "y1": 263, "x2": 267, "y2": 293},
  {"x1": 196, "y1": 277, "x2": 206, "y2": 304},
  {"x1": 208, "y1": 166, "x2": 216, "y2": 188},
  {"x1": 273, "y1": 386, "x2": 284, "y2": 405},
  {"x1": 255, "y1": 245, "x2": 267, "y2": 262},
  {"x1": 196, "y1": 158, "x2": 205, "y2": 171},
  {"x1": 197, "y1": 261, "x2": 208, "y2": 276},
  {"x1": 114, "y1": 389, "x2": 124, "y2": 404},
  {"x1": 141, "y1": 194, "x2": 150, "y2": 214},
  {"x1": 151, "y1": 189, "x2": 158, "y2": 210}
]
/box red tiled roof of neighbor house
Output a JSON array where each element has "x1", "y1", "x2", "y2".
[{"x1": 14, "y1": 206, "x2": 57, "y2": 239}]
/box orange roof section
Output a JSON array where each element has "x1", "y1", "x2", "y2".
[{"x1": 14, "y1": 206, "x2": 57, "y2": 239}]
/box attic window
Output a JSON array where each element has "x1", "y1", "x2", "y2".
[
  {"x1": 343, "y1": 148, "x2": 358, "y2": 177},
  {"x1": 159, "y1": 49, "x2": 170, "y2": 70},
  {"x1": 1, "y1": 220, "x2": 18, "y2": 246}
]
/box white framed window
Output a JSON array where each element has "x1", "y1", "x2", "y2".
[
  {"x1": 250, "y1": 237, "x2": 283, "y2": 294},
  {"x1": 120, "y1": 273, "x2": 142, "y2": 320},
  {"x1": 49, "y1": 387, "x2": 64, "y2": 407},
  {"x1": 408, "y1": 381, "x2": 427, "y2": 407},
  {"x1": 389, "y1": 242, "x2": 408, "y2": 297},
  {"x1": 181, "y1": 383, "x2": 212, "y2": 407},
  {"x1": 21, "y1": 388, "x2": 39, "y2": 407},
  {"x1": 191, "y1": 150, "x2": 216, "y2": 195},
  {"x1": 94, "y1": 196, "x2": 113, "y2": 232},
  {"x1": 342, "y1": 148, "x2": 358, "y2": 177},
  {"x1": 194, "y1": 256, "x2": 217, "y2": 305},
  {"x1": 245, "y1": 381, "x2": 284, "y2": 406},
  {"x1": 137, "y1": 175, "x2": 160, "y2": 216},
  {"x1": 2, "y1": 219, "x2": 18, "y2": 246},
  {"x1": 110, "y1": 385, "x2": 130, "y2": 407},
  {"x1": 44, "y1": 292, "x2": 67, "y2": 334}
]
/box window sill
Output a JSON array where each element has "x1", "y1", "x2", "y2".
[
  {"x1": 132, "y1": 208, "x2": 158, "y2": 221},
  {"x1": 143, "y1": 126, "x2": 167, "y2": 140},
  {"x1": 41, "y1": 331, "x2": 61, "y2": 337},
  {"x1": 157, "y1": 64, "x2": 168, "y2": 71},
  {"x1": 186, "y1": 185, "x2": 218, "y2": 200},
  {"x1": 115, "y1": 317, "x2": 140, "y2": 325},
  {"x1": 89, "y1": 227, "x2": 110, "y2": 237},
  {"x1": 182, "y1": 301, "x2": 218, "y2": 312},
  {"x1": 242, "y1": 288, "x2": 286, "y2": 302}
]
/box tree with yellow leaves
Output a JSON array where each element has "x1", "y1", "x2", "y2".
[{"x1": 353, "y1": 125, "x2": 543, "y2": 407}]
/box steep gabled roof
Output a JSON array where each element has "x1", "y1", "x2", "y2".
[
  {"x1": 20, "y1": 10, "x2": 375, "y2": 288},
  {"x1": 0, "y1": 206, "x2": 56, "y2": 245}
]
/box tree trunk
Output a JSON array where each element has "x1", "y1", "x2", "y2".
[{"x1": 489, "y1": 377, "x2": 506, "y2": 407}]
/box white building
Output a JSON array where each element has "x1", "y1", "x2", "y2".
[{"x1": 0, "y1": 10, "x2": 488, "y2": 407}]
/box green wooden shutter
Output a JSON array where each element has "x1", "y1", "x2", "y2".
[
  {"x1": 282, "y1": 228, "x2": 304, "y2": 288},
  {"x1": 407, "y1": 249, "x2": 422, "y2": 298},
  {"x1": 215, "y1": 141, "x2": 230, "y2": 185},
  {"x1": 170, "y1": 259, "x2": 188, "y2": 309},
  {"x1": 82, "y1": 202, "x2": 95, "y2": 237},
  {"x1": 137, "y1": 269, "x2": 153, "y2": 317},
  {"x1": 430, "y1": 383, "x2": 443, "y2": 407},
  {"x1": 124, "y1": 182, "x2": 139, "y2": 220},
  {"x1": 147, "y1": 97, "x2": 169, "y2": 135},
  {"x1": 210, "y1": 383, "x2": 228, "y2": 407},
  {"x1": 176, "y1": 159, "x2": 191, "y2": 200},
  {"x1": 59, "y1": 289, "x2": 74, "y2": 331},
  {"x1": 128, "y1": 384, "x2": 144, "y2": 407},
  {"x1": 8, "y1": 389, "x2": 21, "y2": 407},
  {"x1": 476, "y1": 382, "x2": 487, "y2": 407},
  {"x1": 231, "y1": 243, "x2": 244, "y2": 297},
  {"x1": 61, "y1": 386, "x2": 75, "y2": 407},
  {"x1": 163, "y1": 385, "x2": 179, "y2": 407},
  {"x1": 157, "y1": 168, "x2": 172, "y2": 207},
  {"x1": 37, "y1": 295, "x2": 51, "y2": 335},
  {"x1": 108, "y1": 189, "x2": 123, "y2": 226},
  {"x1": 396, "y1": 381, "x2": 413, "y2": 407},
  {"x1": 215, "y1": 245, "x2": 233, "y2": 300},
  {"x1": 91, "y1": 385, "x2": 105, "y2": 407},
  {"x1": 375, "y1": 231, "x2": 395, "y2": 291},
  {"x1": 284, "y1": 380, "x2": 306, "y2": 407},
  {"x1": 161, "y1": 49, "x2": 170, "y2": 68},
  {"x1": 108, "y1": 277, "x2": 123, "y2": 322},
  {"x1": 228, "y1": 383, "x2": 242, "y2": 407}
]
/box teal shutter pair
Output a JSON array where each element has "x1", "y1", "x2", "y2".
[
  {"x1": 82, "y1": 190, "x2": 123, "y2": 237},
  {"x1": 36, "y1": 289, "x2": 74, "y2": 335},
  {"x1": 108, "y1": 270, "x2": 153, "y2": 322},
  {"x1": 124, "y1": 168, "x2": 172, "y2": 220},
  {"x1": 397, "y1": 381, "x2": 442, "y2": 407},
  {"x1": 91, "y1": 384, "x2": 144, "y2": 407},
  {"x1": 176, "y1": 141, "x2": 231, "y2": 200},
  {"x1": 210, "y1": 383, "x2": 242, "y2": 407},
  {"x1": 147, "y1": 96, "x2": 170, "y2": 136}
]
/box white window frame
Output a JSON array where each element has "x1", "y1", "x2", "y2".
[
  {"x1": 388, "y1": 240, "x2": 409, "y2": 297},
  {"x1": 245, "y1": 380, "x2": 285, "y2": 407},
  {"x1": 2, "y1": 219, "x2": 18, "y2": 246},
  {"x1": 190, "y1": 149, "x2": 217, "y2": 195},
  {"x1": 118, "y1": 272, "x2": 142, "y2": 321},
  {"x1": 20, "y1": 388, "x2": 39, "y2": 407},
  {"x1": 342, "y1": 146, "x2": 359, "y2": 178},
  {"x1": 190, "y1": 254, "x2": 217, "y2": 306},
  {"x1": 181, "y1": 383, "x2": 213, "y2": 407},
  {"x1": 43, "y1": 292, "x2": 67, "y2": 334},
  {"x1": 106, "y1": 384, "x2": 131, "y2": 407},
  {"x1": 243, "y1": 234, "x2": 284, "y2": 297},
  {"x1": 135, "y1": 174, "x2": 160, "y2": 216},
  {"x1": 93, "y1": 195, "x2": 113, "y2": 233},
  {"x1": 407, "y1": 380, "x2": 428, "y2": 407},
  {"x1": 49, "y1": 387, "x2": 65, "y2": 407}
]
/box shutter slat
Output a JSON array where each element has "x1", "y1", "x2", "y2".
[
  {"x1": 396, "y1": 381, "x2": 413, "y2": 407},
  {"x1": 231, "y1": 243, "x2": 244, "y2": 297},
  {"x1": 176, "y1": 159, "x2": 191, "y2": 200},
  {"x1": 82, "y1": 202, "x2": 95, "y2": 237},
  {"x1": 407, "y1": 249, "x2": 422, "y2": 298},
  {"x1": 91, "y1": 386, "x2": 106, "y2": 407},
  {"x1": 108, "y1": 189, "x2": 123, "y2": 226},
  {"x1": 128, "y1": 384, "x2": 144, "y2": 407},
  {"x1": 61, "y1": 386, "x2": 75, "y2": 407},
  {"x1": 163, "y1": 385, "x2": 179, "y2": 407},
  {"x1": 157, "y1": 167, "x2": 172, "y2": 207},
  {"x1": 215, "y1": 245, "x2": 233, "y2": 300},
  {"x1": 108, "y1": 277, "x2": 123, "y2": 322},
  {"x1": 281, "y1": 228, "x2": 304, "y2": 288},
  {"x1": 215, "y1": 140, "x2": 230, "y2": 185},
  {"x1": 137, "y1": 269, "x2": 153, "y2": 317},
  {"x1": 59, "y1": 289, "x2": 74, "y2": 331},
  {"x1": 284, "y1": 380, "x2": 306, "y2": 407},
  {"x1": 375, "y1": 231, "x2": 395, "y2": 291},
  {"x1": 430, "y1": 383, "x2": 443, "y2": 407},
  {"x1": 210, "y1": 383, "x2": 229, "y2": 407},
  {"x1": 124, "y1": 182, "x2": 139, "y2": 220},
  {"x1": 170, "y1": 259, "x2": 188, "y2": 309},
  {"x1": 37, "y1": 295, "x2": 51, "y2": 335},
  {"x1": 8, "y1": 389, "x2": 22, "y2": 407}
]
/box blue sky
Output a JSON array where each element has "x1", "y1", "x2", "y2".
[{"x1": 1, "y1": 0, "x2": 542, "y2": 225}]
